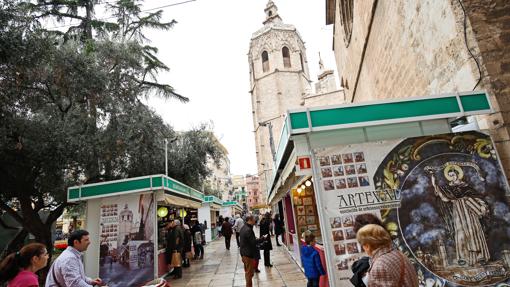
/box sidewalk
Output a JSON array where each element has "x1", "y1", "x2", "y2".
[{"x1": 166, "y1": 233, "x2": 307, "y2": 287}]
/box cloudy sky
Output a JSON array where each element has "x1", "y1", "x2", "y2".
[{"x1": 140, "y1": 0, "x2": 337, "y2": 175}]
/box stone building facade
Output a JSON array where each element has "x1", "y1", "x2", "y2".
[
  {"x1": 204, "y1": 135, "x2": 232, "y2": 200},
  {"x1": 245, "y1": 174, "x2": 263, "y2": 210},
  {"x1": 326, "y1": 0, "x2": 510, "y2": 177},
  {"x1": 249, "y1": 1, "x2": 345, "y2": 200}
]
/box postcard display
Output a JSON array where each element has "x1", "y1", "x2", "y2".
[
  {"x1": 293, "y1": 187, "x2": 322, "y2": 242},
  {"x1": 314, "y1": 131, "x2": 510, "y2": 286},
  {"x1": 98, "y1": 193, "x2": 155, "y2": 287}
]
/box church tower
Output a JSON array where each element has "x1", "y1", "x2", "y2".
[{"x1": 248, "y1": 0, "x2": 312, "y2": 200}]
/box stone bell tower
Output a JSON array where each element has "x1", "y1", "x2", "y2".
[{"x1": 248, "y1": 0, "x2": 312, "y2": 201}]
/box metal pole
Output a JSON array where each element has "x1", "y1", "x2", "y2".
[{"x1": 164, "y1": 138, "x2": 168, "y2": 176}]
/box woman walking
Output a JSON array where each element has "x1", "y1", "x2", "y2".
[
  {"x1": 259, "y1": 212, "x2": 273, "y2": 267},
  {"x1": 222, "y1": 217, "x2": 233, "y2": 250},
  {"x1": 0, "y1": 243, "x2": 49, "y2": 287}
]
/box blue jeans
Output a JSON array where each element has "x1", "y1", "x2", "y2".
[{"x1": 307, "y1": 278, "x2": 319, "y2": 287}]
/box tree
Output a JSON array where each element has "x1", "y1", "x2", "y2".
[{"x1": 0, "y1": 0, "x2": 223, "y2": 277}]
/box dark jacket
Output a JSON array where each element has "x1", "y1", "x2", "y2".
[
  {"x1": 183, "y1": 228, "x2": 192, "y2": 253},
  {"x1": 273, "y1": 217, "x2": 284, "y2": 235},
  {"x1": 191, "y1": 224, "x2": 202, "y2": 245},
  {"x1": 222, "y1": 221, "x2": 233, "y2": 237},
  {"x1": 259, "y1": 218, "x2": 273, "y2": 250},
  {"x1": 239, "y1": 223, "x2": 263, "y2": 258},
  {"x1": 301, "y1": 245, "x2": 326, "y2": 279},
  {"x1": 350, "y1": 256, "x2": 369, "y2": 287},
  {"x1": 166, "y1": 226, "x2": 184, "y2": 252}
]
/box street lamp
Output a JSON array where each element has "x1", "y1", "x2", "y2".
[{"x1": 164, "y1": 138, "x2": 168, "y2": 176}]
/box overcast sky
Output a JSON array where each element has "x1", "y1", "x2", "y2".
[{"x1": 141, "y1": 0, "x2": 337, "y2": 175}]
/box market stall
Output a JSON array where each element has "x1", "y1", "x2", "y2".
[
  {"x1": 198, "y1": 195, "x2": 223, "y2": 242},
  {"x1": 67, "y1": 174, "x2": 204, "y2": 286},
  {"x1": 267, "y1": 91, "x2": 510, "y2": 286},
  {"x1": 220, "y1": 201, "x2": 243, "y2": 219}
]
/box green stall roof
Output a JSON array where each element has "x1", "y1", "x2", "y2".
[{"x1": 67, "y1": 174, "x2": 204, "y2": 202}]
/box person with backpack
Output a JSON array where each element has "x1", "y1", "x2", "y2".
[
  {"x1": 191, "y1": 220, "x2": 204, "y2": 259},
  {"x1": 300, "y1": 230, "x2": 326, "y2": 287},
  {"x1": 0, "y1": 243, "x2": 48, "y2": 287}
]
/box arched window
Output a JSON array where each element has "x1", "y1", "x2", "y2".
[
  {"x1": 339, "y1": 0, "x2": 354, "y2": 46},
  {"x1": 282, "y1": 46, "x2": 291, "y2": 68},
  {"x1": 262, "y1": 51, "x2": 269, "y2": 72}
]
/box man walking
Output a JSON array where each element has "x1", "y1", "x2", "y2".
[
  {"x1": 233, "y1": 214, "x2": 244, "y2": 248},
  {"x1": 240, "y1": 214, "x2": 266, "y2": 287},
  {"x1": 221, "y1": 217, "x2": 233, "y2": 250},
  {"x1": 46, "y1": 230, "x2": 104, "y2": 287}
]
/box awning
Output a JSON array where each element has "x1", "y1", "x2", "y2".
[{"x1": 159, "y1": 192, "x2": 202, "y2": 209}]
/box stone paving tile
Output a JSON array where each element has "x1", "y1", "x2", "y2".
[{"x1": 165, "y1": 228, "x2": 306, "y2": 286}]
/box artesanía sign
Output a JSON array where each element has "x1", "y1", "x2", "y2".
[{"x1": 315, "y1": 131, "x2": 510, "y2": 286}]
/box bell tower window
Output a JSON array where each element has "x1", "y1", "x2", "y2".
[
  {"x1": 282, "y1": 47, "x2": 291, "y2": 68},
  {"x1": 262, "y1": 51, "x2": 269, "y2": 72}
]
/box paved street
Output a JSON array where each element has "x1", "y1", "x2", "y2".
[{"x1": 166, "y1": 232, "x2": 307, "y2": 287}]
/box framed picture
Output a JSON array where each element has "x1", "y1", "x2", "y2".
[
  {"x1": 330, "y1": 217, "x2": 342, "y2": 229},
  {"x1": 333, "y1": 165, "x2": 344, "y2": 177},
  {"x1": 346, "y1": 242, "x2": 360, "y2": 254},
  {"x1": 356, "y1": 163, "x2": 367, "y2": 174},
  {"x1": 306, "y1": 216, "x2": 315, "y2": 224},
  {"x1": 321, "y1": 167, "x2": 333, "y2": 178},
  {"x1": 293, "y1": 196, "x2": 302, "y2": 205},
  {"x1": 306, "y1": 206, "x2": 315, "y2": 215},
  {"x1": 305, "y1": 188, "x2": 313, "y2": 196},
  {"x1": 298, "y1": 216, "x2": 306, "y2": 226},
  {"x1": 335, "y1": 178, "x2": 347, "y2": 189},
  {"x1": 323, "y1": 180, "x2": 335, "y2": 191},
  {"x1": 331, "y1": 154, "x2": 343, "y2": 165},
  {"x1": 347, "y1": 177, "x2": 359, "y2": 188},
  {"x1": 334, "y1": 243, "x2": 346, "y2": 255},
  {"x1": 345, "y1": 165, "x2": 356, "y2": 175},
  {"x1": 332, "y1": 230, "x2": 344, "y2": 241},
  {"x1": 307, "y1": 224, "x2": 318, "y2": 231},
  {"x1": 354, "y1": 152, "x2": 365, "y2": 163},
  {"x1": 341, "y1": 215, "x2": 354, "y2": 227},
  {"x1": 319, "y1": 156, "x2": 331, "y2": 166},
  {"x1": 303, "y1": 197, "x2": 313, "y2": 205},
  {"x1": 358, "y1": 175, "x2": 370, "y2": 187},
  {"x1": 345, "y1": 227, "x2": 356, "y2": 240},
  {"x1": 296, "y1": 206, "x2": 305, "y2": 216},
  {"x1": 342, "y1": 153, "x2": 354, "y2": 163},
  {"x1": 337, "y1": 259, "x2": 348, "y2": 270}
]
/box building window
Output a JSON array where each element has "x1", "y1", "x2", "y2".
[
  {"x1": 339, "y1": 0, "x2": 354, "y2": 46},
  {"x1": 262, "y1": 51, "x2": 269, "y2": 72},
  {"x1": 282, "y1": 46, "x2": 291, "y2": 68},
  {"x1": 299, "y1": 53, "x2": 304, "y2": 71}
]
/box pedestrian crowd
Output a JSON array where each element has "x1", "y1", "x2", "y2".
[{"x1": 0, "y1": 211, "x2": 419, "y2": 287}]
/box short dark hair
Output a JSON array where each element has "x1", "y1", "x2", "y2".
[
  {"x1": 303, "y1": 230, "x2": 315, "y2": 245},
  {"x1": 353, "y1": 213, "x2": 384, "y2": 234},
  {"x1": 68, "y1": 230, "x2": 90, "y2": 247}
]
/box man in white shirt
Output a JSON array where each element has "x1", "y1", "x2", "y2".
[
  {"x1": 233, "y1": 214, "x2": 245, "y2": 248},
  {"x1": 46, "y1": 230, "x2": 104, "y2": 287}
]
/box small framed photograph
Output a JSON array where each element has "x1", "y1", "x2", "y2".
[
  {"x1": 347, "y1": 177, "x2": 359, "y2": 188},
  {"x1": 306, "y1": 206, "x2": 315, "y2": 215},
  {"x1": 337, "y1": 259, "x2": 349, "y2": 270},
  {"x1": 345, "y1": 227, "x2": 356, "y2": 240},
  {"x1": 323, "y1": 180, "x2": 335, "y2": 191},
  {"x1": 294, "y1": 196, "x2": 302, "y2": 205},
  {"x1": 342, "y1": 153, "x2": 354, "y2": 164},
  {"x1": 347, "y1": 242, "x2": 360, "y2": 254},
  {"x1": 331, "y1": 154, "x2": 343, "y2": 165},
  {"x1": 319, "y1": 156, "x2": 331, "y2": 166},
  {"x1": 298, "y1": 216, "x2": 306, "y2": 226},
  {"x1": 335, "y1": 178, "x2": 347, "y2": 189},
  {"x1": 333, "y1": 165, "x2": 344, "y2": 177},
  {"x1": 321, "y1": 167, "x2": 333, "y2": 178},
  {"x1": 334, "y1": 243, "x2": 346, "y2": 255},
  {"x1": 356, "y1": 163, "x2": 367, "y2": 174},
  {"x1": 345, "y1": 165, "x2": 356, "y2": 175},
  {"x1": 296, "y1": 206, "x2": 305, "y2": 215},
  {"x1": 354, "y1": 152, "x2": 365, "y2": 163},
  {"x1": 342, "y1": 215, "x2": 354, "y2": 227},
  {"x1": 306, "y1": 216, "x2": 315, "y2": 224},
  {"x1": 358, "y1": 176, "x2": 370, "y2": 187},
  {"x1": 303, "y1": 197, "x2": 313, "y2": 205},
  {"x1": 330, "y1": 217, "x2": 342, "y2": 229},
  {"x1": 305, "y1": 188, "x2": 313, "y2": 196},
  {"x1": 307, "y1": 224, "x2": 318, "y2": 231},
  {"x1": 332, "y1": 230, "x2": 344, "y2": 241}
]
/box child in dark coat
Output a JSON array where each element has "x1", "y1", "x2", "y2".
[{"x1": 300, "y1": 230, "x2": 326, "y2": 287}]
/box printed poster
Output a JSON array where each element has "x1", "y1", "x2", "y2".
[
  {"x1": 315, "y1": 131, "x2": 510, "y2": 286},
  {"x1": 99, "y1": 193, "x2": 155, "y2": 287}
]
